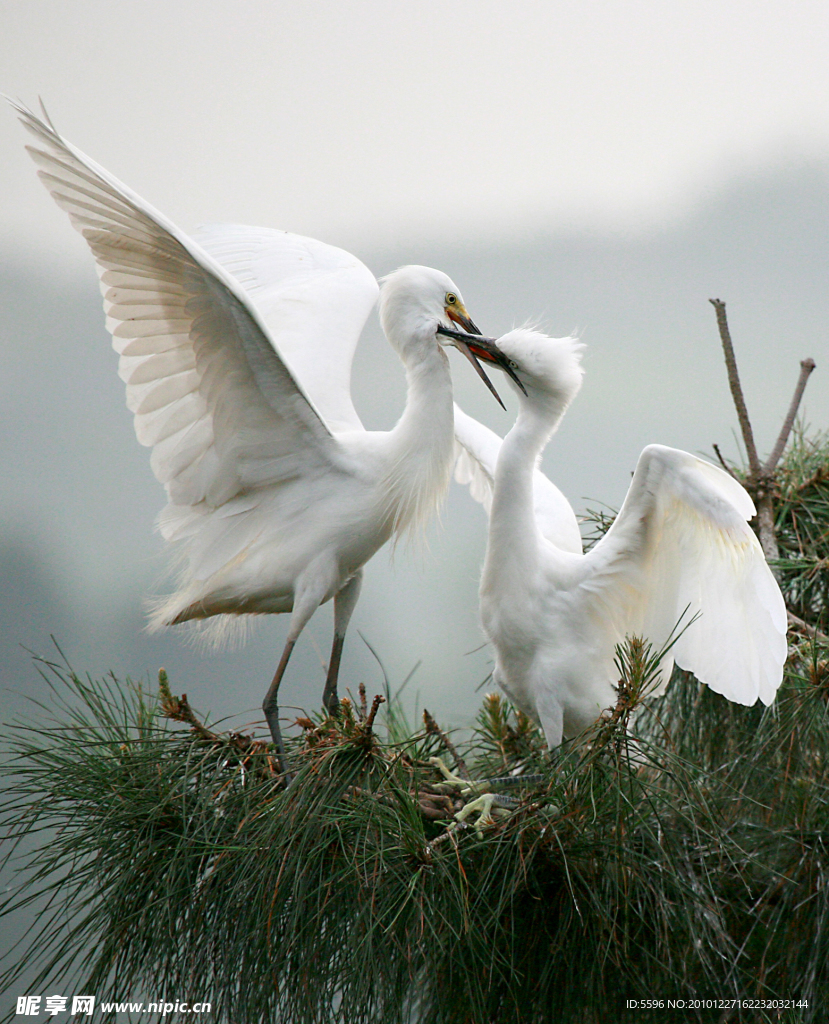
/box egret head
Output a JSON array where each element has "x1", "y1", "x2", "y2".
[
  {"x1": 487, "y1": 329, "x2": 584, "y2": 409},
  {"x1": 379, "y1": 265, "x2": 475, "y2": 341},
  {"x1": 379, "y1": 265, "x2": 512, "y2": 406}
]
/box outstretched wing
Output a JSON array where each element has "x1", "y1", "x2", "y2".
[
  {"x1": 585, "y1": 444, "x2": 787, "y2": 705},
  {"x1": 453, "y1": 403, "x2": 582, "y2": 554},
  {"x1": 15, "y1": 102, "x2": 346, "y2": 539},
  {"x1": 193, "y1": 224, "x2": 378, "y2": 433}
]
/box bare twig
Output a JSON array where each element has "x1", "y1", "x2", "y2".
[
  {"x1": 795, "y1": 463, "x2": 829, "y2": 495},
  {"x1": 364, "y1": 694, "x2": 385, "y2": 732},
  {"x1": 424, "y1": 820, "x2": 469, "y2": 855},
  {"x1": 754, "y1": 489, "x2": 781, "y2": 565},
  {"x1": 709, "y1": 299, "x2": 761, "y2": 475},
  {"x1": 159, "y1": 670, "x2": 276, "y2": 768},
  {"x1": 712, "y1": 443, "x2": 740, "y2": 480},
  {"x1": 423, "y1": 708, "x2": 470, "y2": 779},
  {"x1": 765, "y1": 358, "x2": 817, "y2": 473}
]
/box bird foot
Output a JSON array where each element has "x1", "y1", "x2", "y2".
[
  {"x1": 429, "y1": 756, "x2": 520, "y2": 836},
  {"x1": 454, "y1": 793, "x2": 513, "y2": 836}
]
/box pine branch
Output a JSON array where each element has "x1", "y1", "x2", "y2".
[
  {"x1": 787, "y1": 609, "x2": 829, "y2": 644},
  {"x1": 5, "y1": 640, "x2": 829, "y2": 1021},
  {"x1": 158, "y1": 668, "x2": 223, "y2": 742}
]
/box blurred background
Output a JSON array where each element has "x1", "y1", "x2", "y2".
[{"x1": 2, "y1": 0, "x2": 828, "y2": 741}]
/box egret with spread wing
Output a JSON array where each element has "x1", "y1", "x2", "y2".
[
  {"x1": 445, "y1": 326, "x2": 787, "y2": 748},
  {"x1": 15, "y1": 102, "x2": 513, "y2": 761}
]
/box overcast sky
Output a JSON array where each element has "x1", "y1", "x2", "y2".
[{"x1": 3, "y1": 0, "x2": 829, "y2": 255}]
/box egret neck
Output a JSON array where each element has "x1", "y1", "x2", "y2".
[
  {"x1": 486, "y1": 393, "x2": 569, "y2": 571},
  {"x1": 382, "y1": 337, "x2": 455, "y2": 538}
]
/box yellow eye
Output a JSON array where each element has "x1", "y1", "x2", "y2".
[{"x1": 446, "y1": 293, "x2": 458, "y2": 305}]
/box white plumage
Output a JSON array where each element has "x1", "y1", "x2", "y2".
[
  {"x1": 454, "y1": 328, "x2": 788, "y2": 748},
  {"x1": 14, "y1": 102, "x2": 510, "y2": 758}
]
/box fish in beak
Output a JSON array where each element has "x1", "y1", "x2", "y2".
[{"x1": 437, "y1": 323, "x2": 528, "y2": 403}]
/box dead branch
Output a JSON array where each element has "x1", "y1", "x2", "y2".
[
  {"x1": 709, "y1": 299, "x2": 761, "y2": 476},
  {"x1": 765, "y1": 358, "x2": 817, "y2": 473},
  {"x1": 712, "y1": 443, "x2": 740, "y2": 480},
  {"x1": 708, "y1": 300, "x2": 817, "y2": 567}
]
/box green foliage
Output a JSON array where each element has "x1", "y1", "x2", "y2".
[
  {"x1": 2, "y1": 639, "x2": 828, "y2": 1024},
  {"x1": 3, "y1": 432, "x2": 829, "y2": 1024},
  {"x1": 773, "y1": 426, "x2": 829, "y2": 630}
]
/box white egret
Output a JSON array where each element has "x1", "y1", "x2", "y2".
[
  {"x1": 14, "y1": 102, "x2": 514, "y2": 760},
  {"x1": 443, "y1": 326, "x2": 788, "y2": 748}
]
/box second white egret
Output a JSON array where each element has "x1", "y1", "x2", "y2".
[{"x1": 444, "y1": 326, "x2": 788, "y2": 748}]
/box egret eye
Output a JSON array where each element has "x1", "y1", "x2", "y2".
[{"x1": 446, "y1": 293, "x2": 458, "y2": 305}]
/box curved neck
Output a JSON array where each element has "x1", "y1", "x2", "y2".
[
  {"x1": 487, "y1": 398, "x2": 563, "y2": 567},
  {"x1": 382, "y1": 345, "x2": 455, "y2": 537}
]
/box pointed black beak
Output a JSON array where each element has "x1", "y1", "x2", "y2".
[{"x1": 437, "y1": 324, "x2": 528, "y2": 399}]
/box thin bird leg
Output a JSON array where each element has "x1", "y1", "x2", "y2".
[
  {"x1": 263, "y1": 639, "x2": 296, "y2": 770},
  {"x1": 322, "y1": 636, "x2": 345, "y2": 718},
  {"x1": 322, "y1": 570, "x2": 363, "y2": 716},
  {"x1": 262, "y1": 573, "x2": 331, "y2": 772}
]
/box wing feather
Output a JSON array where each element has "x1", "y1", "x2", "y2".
[
  {"x1": 586, "y1": 444, "x2": 787, "y2": 705},
  {"x1": 14, "y1": 103, "x2": 344, "y2": 534},
  {"x1": 193, "y1": 223, "x2": 379, "y2": 433}
]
